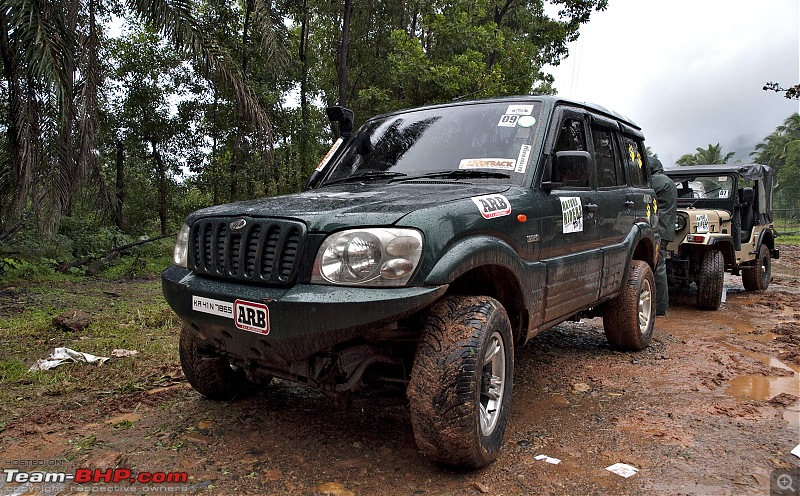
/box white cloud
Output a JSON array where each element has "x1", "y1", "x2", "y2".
[{"x1": 548, "y1": 0, "x2": 800, "y2": 165}]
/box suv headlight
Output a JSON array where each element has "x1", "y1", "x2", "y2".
[
  {"x1": 311, "y1": 228, "x2": 423, "y2": 287},
  {"x1": 174, "y1": 224, "x2": 190, "y2": 267}
]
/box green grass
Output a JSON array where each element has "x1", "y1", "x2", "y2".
[
  {"x1": 776, "y1": 233, "x2": 800, "y2": 245},
  {"x1": 0, "y1": 275, "x2": 182, "y2": 426}
]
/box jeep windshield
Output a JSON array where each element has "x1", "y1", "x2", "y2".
[
  {"x1": 319, "y1": 101, "x2": 543, "y2": 187},
  {"x1": 672, "y1": 174, "x2": 736, "y2": 208}
]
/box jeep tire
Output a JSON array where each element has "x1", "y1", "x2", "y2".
[
  {"x1": 742, "y1": 244, "x2": 771, "y2": 291},
  {"x1": 179, "y1": 325, "x2": 263, "y2": 401},
  {"x1": 603, "y1": 260, "x2": 655, "y2": 351},
  {"x1": 697, "y1": 249, "x2": 724, "y2": 310},
  {"x1": 407, "y1": 296, "x2": 513, "y2": 468}
]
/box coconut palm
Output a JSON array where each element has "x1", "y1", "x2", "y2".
[{"x1": 676, "y1": 143, "x2": 735, "y2": 166}]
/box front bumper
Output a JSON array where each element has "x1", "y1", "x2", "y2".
[{"x1": 162, "y1": 266, "x2": 448, "y2": 364}]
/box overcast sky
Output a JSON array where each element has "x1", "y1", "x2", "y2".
[{"x1": 546, "y1": 0, "x2": 800, "y2": 166}]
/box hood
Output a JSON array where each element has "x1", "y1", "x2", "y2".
[{"x1": 186, "y1": 183, "x2": 510, "y2": 232}]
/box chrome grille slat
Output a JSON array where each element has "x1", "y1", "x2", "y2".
[{"x1": 188, "y1": 218, "x2": 306, "y2": 285}]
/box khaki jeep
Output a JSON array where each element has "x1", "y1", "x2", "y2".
[{"x1": 663, "y1": 164, "x2": 779, "y2": 309}]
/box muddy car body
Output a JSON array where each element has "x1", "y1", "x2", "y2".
[
  {"x1": 163, "y1": 96, "x2": 658, "y2": 468},
  {"x1": 663, "y1": 163, "x2": 779, "y2": 309}
]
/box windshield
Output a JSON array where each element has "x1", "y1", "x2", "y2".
[
  {"x1": 674, "y1": 175, "x2": 735, "y2": 202},
  {"x1": 319, "y1": 101, "x2": 543, "y2": 186}
]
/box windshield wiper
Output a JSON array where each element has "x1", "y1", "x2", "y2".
[
  {"x1": 392, "y1": 170, "x2": 511, "y2": 182},
  {"x1": 321, "y1": 171, "x2": 408, "y2": 186}
]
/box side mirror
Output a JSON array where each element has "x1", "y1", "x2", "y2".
[
  {"x1": 740, "y1": 187, "x2": 755, "y2": 204},
  {"x1": 326, "y1": 106, "x2": 354, "y2": 139},
  {"x1": 542, "y1": 151, "x2": 592, "y2": 191}
]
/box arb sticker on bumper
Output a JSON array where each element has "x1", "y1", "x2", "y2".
[{"x1": 234, "y1": 300, "x2": 270, "y2": 335}]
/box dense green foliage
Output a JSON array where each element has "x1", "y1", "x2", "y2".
[
  {"x1": 0, "y1": 0, "x2": 607, "y2": 269},
  {"x1": 675, "y1": 143, "x2": 735, "y2": 166}
]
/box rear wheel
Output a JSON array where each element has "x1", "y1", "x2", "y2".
[
  {"x1": 407, "y1": 296, "x2": 513, "y2": 468},
  {"x1": 742, "y1": 244, "x2": 771, "y2": 291},
  {"x1": 697, "y1": 249, "x2": 724, "y2": 310},
  {"x1": 179, "y1": 326, "x2": 264, "y2": 401},
  {"x1": 603, "y1": 260, "x2": 655, "y2": 351}
]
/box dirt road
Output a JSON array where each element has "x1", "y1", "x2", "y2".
[{"x1": 2, "y1": 247, "x2": 799, "y2": 495}]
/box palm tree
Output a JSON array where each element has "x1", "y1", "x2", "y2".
[
  {"x1": 752, "y1": 113, "x2": 800, "y2": 171},
  {"x1": 676, "y1": 143, "x2": 734, "y2": 166},
  {"x1": 0, "y1": 0, "x2": 278, "y2": 237}
]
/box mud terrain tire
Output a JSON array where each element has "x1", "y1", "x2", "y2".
[
  {"x1": 179, "y1": 326, "x2": 261, "y2": 401},
  {"x1": 742, "y1": 244, "x2": 771, "y2": 291},
  {"x1": 697, "y1": 250, "x2": 724, "y2": 310},
  {"x1": 603, "y1": 260, "x2": 655, "y2": 351},
  {"x1": 407, "y1": 296, "x2": 513, "y2": 469}
]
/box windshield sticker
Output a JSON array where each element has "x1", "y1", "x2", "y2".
[
  {"x1": 517, "y1": 115, "x2": 536, "y2": 128},
  {"x1": 498, "y1": 114, "x2": 520, "y2": 127},
  {"x1": 696, "y1": 214, "x2": 709, "y2": 233},
  {"x1": 234, "y1": 299, "x2": 270, "y2": 335},
  {"x1": 515, "y1": 145, "x2": 532, "y2": 174},
  {"x1": 315, "y1": 138, "x2": 344, "y2": 172},
  {"x1": 718, "y1": 176, "x2": 728, "y2": 181},
  {"x1": 505, "y1": 104, "x2": 534, "y2": 116},
  {"x1": 472, "y1": 194, "x2": 512, "y2": 219},
  {"x1": 459, "y1": 158, "x2": 516, "y2": 170},
  {"x1": 561, "y1": 197, "x2": 583, "y2": 233},
  {"x1": 719, "y1": 189, "x2": 729, "y2": 198}
]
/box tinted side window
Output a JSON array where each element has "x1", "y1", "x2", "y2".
[
  {"x1": 620, "y1": 135, "x2": 647, "y2": 186},
  {"x1": 592, "y1": 125, "x2": 623, "y2": 188},
  {"x1": 552, "y1": 117, "x2": 590, "y2": 188}
]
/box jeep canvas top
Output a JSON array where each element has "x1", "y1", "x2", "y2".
[{"x1": 163, "y1": 95, "x2": 658, "y2": 468}]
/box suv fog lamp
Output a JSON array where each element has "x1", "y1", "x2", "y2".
[
  {"x1": 313, "y1": 228, "x2": 423, "y2": 286},
  {"x1": 173, "y1": 224, "x2": 190, "y2": 267}
]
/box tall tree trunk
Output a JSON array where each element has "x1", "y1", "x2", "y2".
[
  {"x1": 231, "y1": 0, "x2": 255, "y2": 203},
  {"x1": 488, "y1": 0, "x2": 514, "y2": 69},
  {"x1": 211, "y1": 88, "x2": 220, "y2": 205},
  {"x1": 115, "y1": 140, "x2": 125, "y2": 230},
  {"x1": 0, "y1": 10, "x2": 28, "y2": 225},
  {"x1": 337, "y1": 0, "x2": 353, "y2": 107},
  {"x1": 151, "y1": 140, "x2": 168, "y2": 236},
  {"x1": 299, "y1": 0, "x2": 310, "y2": 176}
]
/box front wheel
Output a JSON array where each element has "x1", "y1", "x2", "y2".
[
  {"x1": 742, "y1": 244, "x2": 771, "y2": 291},
  {"x1": 407, "y1": 296, "x2": 514, "y2": 468},
  {"x1": 697, "y1": 249, "x2": 724, "y2": 310},
  {"x1": 603, "y1": 260, "x2": 655, "y2": 351},
  {"x1": 179, "y1": 326, "x2": 264, "y2": 401}
]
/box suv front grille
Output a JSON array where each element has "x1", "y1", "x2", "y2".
[{"x1": 188, "y1": 218, "x2": 306, "y2": 285}]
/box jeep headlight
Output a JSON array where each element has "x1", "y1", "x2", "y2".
[
  {"x1": 173, "y1": 223, "x2": 190, "y2": 268},
  {"x1": 675, "y1": 215, "x2": 687, "y2": 232},
  {"x1": 312, "y1": 228, "x2": 423, "y2": 286}
]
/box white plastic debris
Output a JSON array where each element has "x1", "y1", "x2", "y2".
[
  {"x1": 110, "y1": 349, "x2": 139, "y2": 358},
  {"x1": 792, "y1": 444, "x2": 800, "y2": 459},
  {"x1": 606, "y1": 463, "x2": 639, "y2": 478},
  {"x1": 534, "y1": 454, "x2": 561, "y2": 464},
  {"x1": 28, "y1": 347, "x2": 110, "y2": 371}
]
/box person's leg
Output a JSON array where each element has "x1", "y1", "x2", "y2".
[{"x1": 655, "y1": 245, "x2": 669, "y2": 316}]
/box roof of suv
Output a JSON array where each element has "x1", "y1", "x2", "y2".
[{"x1": 371, "y1": 95, "x2": 642, "y2": 134}]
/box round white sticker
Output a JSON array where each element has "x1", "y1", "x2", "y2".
[{"x1": 517, "y1": 116, "x2": 536, "y2": 128}]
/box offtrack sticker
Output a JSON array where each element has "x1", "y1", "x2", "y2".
[
  {"x1": 459, "y1": 158, "x2": 516, "y2": 170},
  {"x1": 315, "y1": 137, "x2": 343, "y2": 172},
  {"x1": 515, "y1": 145, "x2": 532, "y2": 174},
  {"x1": 472, "y1": 194, "x2": 512, "y2": 219},
  {"x1": 234, "y1": 299, "x2": 270, "y2": 335},
  {"x1": 561, "y1": 197, "x2": 583, "y2": 233},
  {"x1": 696, "y1": 214, "x2": 709, "y2": 233}
]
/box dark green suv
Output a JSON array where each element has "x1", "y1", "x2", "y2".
[{"x1": 162, "y1": 96, "x2": 658, "y2": 468}]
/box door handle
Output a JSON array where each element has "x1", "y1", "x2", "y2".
[
  {"x1": 585, "y1": 203, "x2": 599, "y2": 213},
  {"x1": 624, "y1": 200, "x2": 635, "y2": 208}
]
